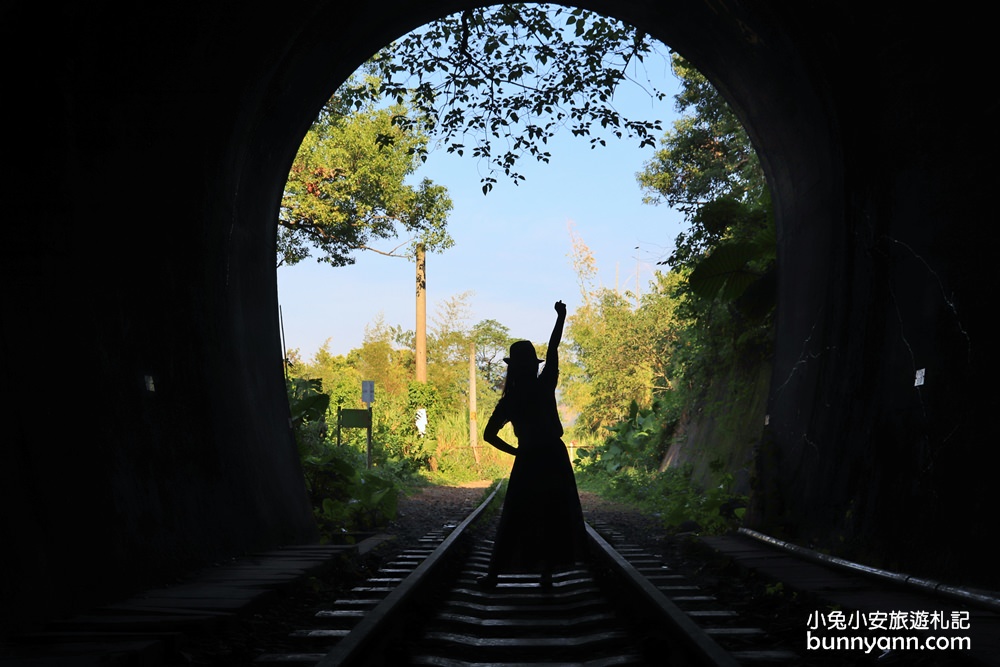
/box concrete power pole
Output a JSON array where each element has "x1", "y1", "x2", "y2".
[
  {"x1": 469, "y1": 341, "x2": 479, "y2": 465},
  {"x1": 415, "y1": 243, "x2": 427, "y2": 383}
]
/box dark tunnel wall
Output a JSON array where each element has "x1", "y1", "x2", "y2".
[
  {"x1": 1, "y1": 1, "x2": 998, "y2": 630},
  {"x1": 746, "y1": 9, "x2": 1000, "y2": 579}
]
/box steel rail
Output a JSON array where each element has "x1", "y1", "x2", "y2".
[
  {"x1": 738, "y1": 527, "x2": 1000, "y2": 614},
  {"x1": 316, "y1": 482, "x2": 502, "y2": 667},
  {"x1": 586, "y1": 524, "x2": 742, "y2": 667},
  {"x1": 312, "y1": 487, "x2": 753, "y2": 667}
]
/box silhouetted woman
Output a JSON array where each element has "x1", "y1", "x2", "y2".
[{"x1": 478, "y1": 300, "x2": 588, "y2": 588}]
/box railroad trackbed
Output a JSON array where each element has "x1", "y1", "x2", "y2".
[
  {"x1": 253, "y1": 485, "x2": 800, "y2": 666},
  {"x1": 4, "y1": 485, "x2": 996, "y2": 666}
]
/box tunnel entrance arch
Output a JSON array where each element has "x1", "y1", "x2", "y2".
[
  {"x1": 247, "y1": 0, "x2": 838, "y2": 531},
  {"x1": 274, "y1": 6, "x2": 780, "y2": 510},
  {"x1": 245, "y1": 1, "x2": 993, "y2": 585}
]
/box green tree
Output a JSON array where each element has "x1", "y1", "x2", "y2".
[
  {"x1": 278, "y1": 77, "x2": 454, "y2": 267},
  {"x1": 637, "y1": 53, "x2": 774, "y2": 307},
  {"x1": 624, "y1": 53, "x2": 775, "y2": 488},
  {"x1": 471, "y1": 319, "x2": 514, "y2": 392},
  {"x1": 634, "y1": 271, "x2": 687, "y2": 393},
  {"x1": 561, "y1": 229, "x2": 685, "y2": 435},
  {"x1": 426, "y1": 292, "x2": 474, "y2": 412},
  {"x1": 286, "y1": 341, "x2": 362, "y2": 414},
  {"x1": 568, "y1": 289, "x2": 652, "y2": 431},
  {"x1": 349, "y1": 314, "x2": 412, "y2": 397}
]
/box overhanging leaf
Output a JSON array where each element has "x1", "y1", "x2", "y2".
[
  {"x1": 687, "y1": 242, "x2": 761, "y2": 300},
  {"x1": 692, "y1": 197, "x2": 747, "y2": 236},
  {"x1": 734, "y1": 265, "x2": 776, "y2": 320}
]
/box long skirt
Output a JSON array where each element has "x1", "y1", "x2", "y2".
[{"x1": 488, "y1": 437, "x2": 588, "y2": 574}]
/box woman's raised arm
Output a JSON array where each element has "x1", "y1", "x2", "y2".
[{"x1": 546, "y1": 300, "x2": 566, "y2": 371}]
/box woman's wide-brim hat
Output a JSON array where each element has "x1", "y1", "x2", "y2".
[{"x1": 504, "y1": 340, "x2": 543, "y2": 365}]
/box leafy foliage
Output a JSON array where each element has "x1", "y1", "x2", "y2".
[
  {"x1": 567, "y1": 290, "x2": 655, "y2": 430},
  {"x1": 349, "y1": 314, "x2": 413, "y2": 396},
  {"x1": 426, "y1": 291, "x2": 475, "y2": 410},
  {"x1": 372, "y1": 4, "x2": 669, "y2": 192},
  {"x1": 287, "y1": 342, "x2": 363, "y2": 413},
  {"x1": 574, "y1": 393, "x2": 746, "y2": 534},
  {"x1": 687, "y1": 239, "x2": 765, "y2": 301},
  {"x1": 286, "y1": 377, "x2": 330, "y2": 431},
  {"x1": 637, "y1": 53, "x2": 775, "y2": 371},
  {"x1": 638, "y1": 56, "x2": 770, "y2": 273},
  {"x1": 278, "y1": 76, "x2": 453, "y2": 267},
  {"x1": 575, "y1": 400, "x2": 672, "y2": 473},
  {"x1": 285, "y1": 374, "x2": 403, "y2": 541},
  {"x1": 563, "y1": 251, "x2": 685, "y2": 434},
  {"x1": 579, "y1": 463, "x2": 746, "y2": 533},
  {"x1": 472, "y1": 319, "x2": 515, "y2": 392},
  {"x1": 308, "y1": 443, "x2": 403, "y2": 541},
  {"x1": 564, "y1": 53, "x2": 771, "y2": 534},
  {"x1": 286, "y1": 293, "x2": 523, "y2": 489}
]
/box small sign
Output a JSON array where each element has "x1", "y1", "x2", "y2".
[
  {"x1": 362, "y1": 380, "x2": 375, "y2": 404},
  {"x1": 914, "y1": 368, "x2": 925, "y2": 387},
  {"x1": 341, "y1": 408, "x2": 371, "y2": 428},
  {"x1": 415, "y1": 408, "x2": 428, "y2": 436}
]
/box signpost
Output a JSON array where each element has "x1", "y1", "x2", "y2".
[{"x1": 338, "y1": 381, "x2": 375, "y2": 468}]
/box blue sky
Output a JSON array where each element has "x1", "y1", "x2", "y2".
[{"x1": 277, "y1": 58, "x2": 687, "y2": 359}]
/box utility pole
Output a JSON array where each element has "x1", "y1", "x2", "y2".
[
  {"x1": 635, "y1": 246, "x2": 641, "y2": 306},
  {"x1": 415, "y1": 243, "x2": 427, "y2": 383},
  {"x1": 469, "y1": 341, "x2": 480, "y2": 465},
  {"x1": 414, "y1": 243, "x2": 430, "y2": 462}
]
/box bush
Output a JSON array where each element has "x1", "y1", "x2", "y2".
[
  {"x1": 577, "y1": 452, "x2": 745, "y2": 534},
  {"x1": 574, "y1": 399, "x2": 674, "y2": 474},
  {"x1": 307, "y1": 444, "x2": 403, "y2": 541},
  {"x1": 288, "y1": 376, "x2": 416, "y2": 542}
]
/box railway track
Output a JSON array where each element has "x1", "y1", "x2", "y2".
[
  {"x1": 253, "y1": 484, "x2": 802, "y2": 666},
  {"x1": 5, "y1": 483, "x2": 993, "y2": 665}
]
